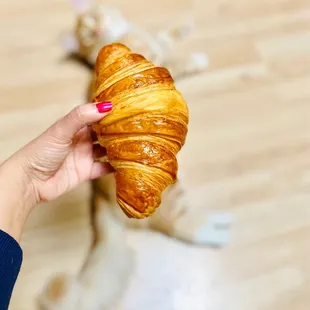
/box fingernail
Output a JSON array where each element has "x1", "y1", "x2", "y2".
[{"x1": 96, "y1": 101, "x2": 112, "y2": 113}]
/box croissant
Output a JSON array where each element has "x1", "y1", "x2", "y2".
[{"x1": 91, "y1": 43, "x2": 189, "y2": 219}]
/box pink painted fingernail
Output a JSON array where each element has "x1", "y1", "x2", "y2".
[{"x1": 96, "y1": 101, "x2": 112, "y2": 113}]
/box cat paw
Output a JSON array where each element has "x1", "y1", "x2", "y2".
[
  {"x1": 192, "y1": 212, "x2": 234, "y2": 247},
  {"x1": 188, "y1": 52, "x2": 209, "y2": 71},
  {"x1": 37, "y1": 273, "x2": 80, "y2": 310},
  {"x1": 37, "y1": 273, "x2": 102, "y2": 310}
]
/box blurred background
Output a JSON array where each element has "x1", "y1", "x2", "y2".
[{"x1": 1, "y1": 0, "x2": 310, "y2": 309}]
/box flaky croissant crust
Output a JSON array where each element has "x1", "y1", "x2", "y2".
[{"x1": 92, "y1": 43, "x2": 189, "y2": 218}]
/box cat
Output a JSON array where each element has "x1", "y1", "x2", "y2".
[{"x1": 37, "y1": 1, "x2": 233, "y2": 309}]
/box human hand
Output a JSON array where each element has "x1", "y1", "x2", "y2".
[
  {"x1": 21, "y1": 101, "x2": 113, "y2": 202},
  {"x1": 0, "y1": 101, "x2": 112, "y2": 241}
]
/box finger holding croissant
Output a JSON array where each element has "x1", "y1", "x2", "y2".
[{"x1": 91, "y1": 43, "x2": 189, "y2": 219}]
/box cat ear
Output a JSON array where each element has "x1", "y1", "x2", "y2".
[
  {"x1": 61, "y1": 32, "x2": 79, "y2": 53},
  {"x1": 70, "y1": 0, "x2": 93, "y2": 12}
]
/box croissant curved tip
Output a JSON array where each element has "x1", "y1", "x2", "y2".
[
  {"x1": 98, "y1": 42, "x2": 131, "y2": 55},
  {"x1": 117, "y1": 198, "x2": 156, "y2": 219},
  {"x1": 95, "y1": 43, "x2": 132, "y2": 74}
]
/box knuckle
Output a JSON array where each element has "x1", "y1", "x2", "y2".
[
  {"x1": 50, "y1": 120, "x2": 69, "y2": 141},
  {"x1": 72, "y1": 104, "x2": 85, "y2": 121}
]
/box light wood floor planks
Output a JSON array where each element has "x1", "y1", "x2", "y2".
[{"x1": 0, "y1": 0, "x2": 310, "y2": 309}]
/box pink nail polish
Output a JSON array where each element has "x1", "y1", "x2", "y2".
[{"x1": 96, "y1": 101, "x2": 112, "y2": 113}]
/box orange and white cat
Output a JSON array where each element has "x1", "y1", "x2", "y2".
[{"x1": 37, "y1": 1, "x2": 233, "y2": 309}]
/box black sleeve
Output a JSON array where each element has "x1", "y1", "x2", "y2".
[{"x1": 0, "y1": 229, "x2": 23, "y2": 310}]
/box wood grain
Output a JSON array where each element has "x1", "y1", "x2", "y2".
[{"x1": 0, "y1": 0, "x2": 309, "y2": 309}]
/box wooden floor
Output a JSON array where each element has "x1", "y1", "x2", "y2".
[{"x1": 1, "y1": 0, "x2": 310, "y2": 309}]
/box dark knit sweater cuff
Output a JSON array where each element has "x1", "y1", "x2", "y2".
[{"x1": 0, "y1": 229, "x2": 23, "y2": 310}]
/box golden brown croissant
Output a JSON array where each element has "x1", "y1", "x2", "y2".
[{"x1": 91, "y1": 43, "x2": 189, "y2": 219}]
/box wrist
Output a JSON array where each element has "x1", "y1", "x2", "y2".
[{"x1": 0, "y1": 154, "x2": 37, "y2": 242}]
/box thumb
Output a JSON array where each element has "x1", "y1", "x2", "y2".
[{"x1": 48, "y1": 101, "x2": 112, "y2": 142}]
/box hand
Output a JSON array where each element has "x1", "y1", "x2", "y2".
[
  {"x1": 21, "y1": 101, "x2": 113, "y2": 202},
  {"x1": 0, "y1": 101, "x2": 112, "y2": 242}
]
